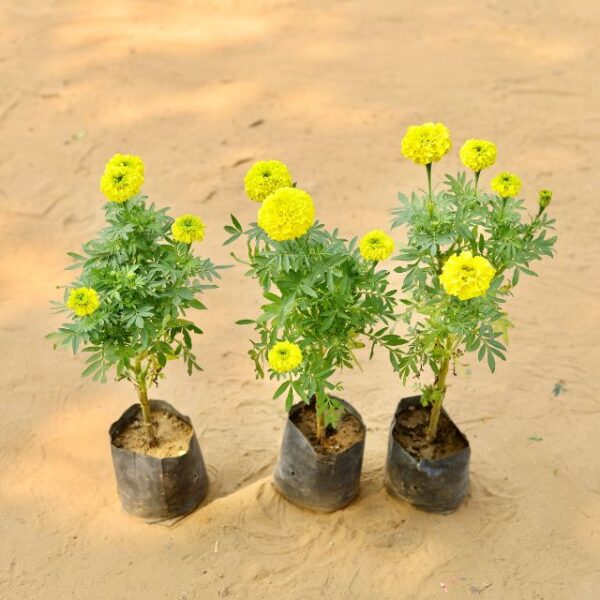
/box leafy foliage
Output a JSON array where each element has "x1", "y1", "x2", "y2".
[
  {"x1": 48, "y1": 195, "x2": 224, "y2": 394},
  {"x1": 391, "y1": 172, "x2": 557, "y2": 402},
  {"x1": 226, "y1": 216, "x2": 404, "y2": 428}
]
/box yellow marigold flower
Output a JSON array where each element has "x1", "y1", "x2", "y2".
[
  {"x1": 359, "y1": 229, "x2": 394, "y2": 261},
  {"x1": 258, "y1": 187, "x2": 315, "y2": 241},
  {"x1": 67, "y1": 287, "x2": 100, "y2": 317},
  {"x1": 401, "y1": 122, "x2": 452, "y2": 165},
  {"x1": 459, "y1": 139, "x2": 497, "y2": 172},
  {"x1": 440, "y1": 251, "x2": 496, "y2": 301},
  {"x1": 491, "y1": 171, "x2": 522, "y2": 198},
  {"x1": 268, "y1": 341, "x2": 303, "y2": 373},
  {"x1": 100, "y1": 165, "x2": 144, "y2": 203},
  {"x1": 244, "y1": 160, "x2": 293, "y2": 202},
  {"x1": 538, "y1": 189, "x2": 552, "y2": 210},
  {"x1": 172, "y1": 214, "x2": 205, "y2": 244},
  {"x1": 106, "y1": 153, "x2": 144, "y2": 177}
]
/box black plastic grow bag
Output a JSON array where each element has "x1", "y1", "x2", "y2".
[
  {"x1": 109, "y1": 399, "x2": 208, "y2": 520},
  {"x1": 384, "y1": 396, "x2": 470, "y2": 514},
  {"x1": 273, "y1": 398, "x2": 366, "y2": 512}
]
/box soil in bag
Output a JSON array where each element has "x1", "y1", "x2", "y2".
[
  {"x1": 291, "y1": 402, "x2": 364, "y2": 454},
  {"x1": 112, "y1": 408, "x2": 193, "y2": 458},
  {"x1": 392, "y1": 403, "x2": 468, "y2": 460}
]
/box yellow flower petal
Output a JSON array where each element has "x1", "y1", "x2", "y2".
[
  {"x1": 359, "y1": 229, "x2": 394, "y2": 261},
  {"x1": 491, "y1": 171, "x2": 522, "y2": 198},
  {"x1": 459, "y1": 139, "x2": 497, "y2": 172},
  {"x1": 172, "y1": 214, "x2": 205, "y2": 244},
  {"x1": 401, "y1": 122, "x2": 452, "y2": 165},
  {"x1": 268, "y1": 341, "x2": 303, "y2": 373},
  {"x1": 439, "y1": 251, "x2": 495, "y2": 301},
  {"x1": 100, "y1": 165, "x2": 143, "y2": 203},
  {"x1": 244, "y1": 160, "x2": 292, "y2": 202},
  {"x1": 67, "y1": 287, "x2": 100, "y2": 317},
  {"x1": 257, "y1": 187, "x2": 315, "y2": 241}
]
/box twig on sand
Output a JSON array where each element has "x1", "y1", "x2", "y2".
[{"x1": 471, "y1": 582, "x2": 492, "y2": 596}]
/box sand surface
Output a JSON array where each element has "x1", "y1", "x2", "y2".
[{"x1": 1, "y1": 1, "x2": 599, "y2": 598}]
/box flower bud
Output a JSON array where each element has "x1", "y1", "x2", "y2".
[{"x1": 538, "y1": 189, "x2": 552, "y2": 210}]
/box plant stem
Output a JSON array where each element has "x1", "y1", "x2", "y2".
[
  {"x1": 315, "y1": 409, "x2": 326, "y2": 444},
  {"x1": 134, "y1": 355, "x2": 157, "y2": 447},
  {"x1": 313, "y1": 347, "x2": 328, "y2": 444},
  {"x1": 446, "y1": 240, "x2": 457, "y2": 254},
  {"x1": 426, "y1": 353, "x2": 450, "y2": 443},
  {"x1": 474, "y1": 171, "x2": 481, "y2": 193},
  {"x1": 426, "y1": 163, "x2": 434, "y2": 215},
  {"x1": 500, "y1": 196, "x2": 508, "y2": 220},
  {"x1": 426, "y1": 163, "x2": 432, "y2": 199},
  {"x1": 138, "y1": 385, "x2": 157, "y2": 447}
]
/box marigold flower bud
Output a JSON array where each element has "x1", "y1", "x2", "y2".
[{"x1": 538, "y1": 189, "x2": 552, "y2": 210}]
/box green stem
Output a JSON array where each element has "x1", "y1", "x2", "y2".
[
  {"x1": 135, "y1": 355, "x2": 157, "y2": 447},
  {"x1": 314, "y1": 350, "x2": 327, "y2": 444},
  {"x1": 474, "y1": 170, "x2": 481, "y2": 193},
  {"x1": 350, "y1": 350, "x2": 364, "y2": 371},
  {"x1": 426, "y1": 163, "x2": 434, "y2": 215},
  {"x1": 500, "y1": 196, "x2": 508, "y2": 220},
  {"x1": 426, "y1": 346, "x2": 452, "y2": 443},
  {"x1": 315, "y1": 409, "x2": 326, "y2": 444},
  {"x1": 445, "y1": 240, "x2": 458, "y2": 258},
  {"x1": 426, "y1": 163, "x2": 432, "y2": 198}
]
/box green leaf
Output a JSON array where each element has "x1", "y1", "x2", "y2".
[
  {"x1": 81, "y1": 361, "x2": 101, "y2": 377},
  {"x1": 299, "y1": 284, "x2": 318, "y2": 298},
  {"x1": 263, "y1": 292, "x2": 281, "y2": 303},
  {"x1": 285, "y1": 387, "x2": 294, "y2": 412},
  {"x1": 230, "y1": 214, "x2": 242, "y2": 231},
  {"x1": 223, "y1": 232, "x2": 241, "y2": 246},
  {"x1": 274, "y1": 379, "x2": 291, "y2": 399},
  {"x1": 478, "y1": 345, "x2": 486, "y2": 361}
]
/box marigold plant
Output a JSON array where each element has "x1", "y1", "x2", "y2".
[
  {"x1": 226, "y1": 161, "x2": 404, "y2": 441},
  {"x1": 48, "y1": 155, "x2": 224, "y2": 446},
  {"x1": 393, "y1": 125, "x2": 557, "y2": 441}
]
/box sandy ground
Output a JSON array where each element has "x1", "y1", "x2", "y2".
[{"x1": 1, "y1": 1, "x2": 599, "y2": 598}]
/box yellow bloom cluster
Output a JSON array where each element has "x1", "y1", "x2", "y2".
[
  {"x1": 100, "y1": 153, "x2": 144, "y2": 203},
  {"x1": 106, "y1": 153, "x2": 145, "y2": 177},
  {"x1": 244, "y1": 160, "x2": 293, "y2": 203},
  {"x1": 459, "y1": 139, "x2": 497, "y2": 172},
  {"x1": 359, "y1": 229, "x2": 394, "y2": 261},
  {"x1": 439, "y1": 251, "x2": 496, "y2": 301},
  {"x1": 67, "y1": 287, "x2": 100, "y2": 317},
  {"x1": 268, "y1": 341, "x2": 303, "y2": 373},
  {"x1": 401, "y1": 122, "x2": 452, "y2": 165},
  {"x1": 172, "y1": 214, "x2": 205, "y2": 244},
  {"x1": 491, "y1": 172, "x2": 522, "y2": 198},
  {"x1": 258, "y1": 187, "x2": 315, "y2": 241}
]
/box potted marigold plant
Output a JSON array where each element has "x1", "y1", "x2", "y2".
[
  {"x1": 48, "y1": 154, "x2": 224, "y2": 520},
  {"x1": 225, "y1": 160, "x2": 404, "y2": 511},
  {"x1": 385, "y1": 124, "x2": 557, "y2": 513}
]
